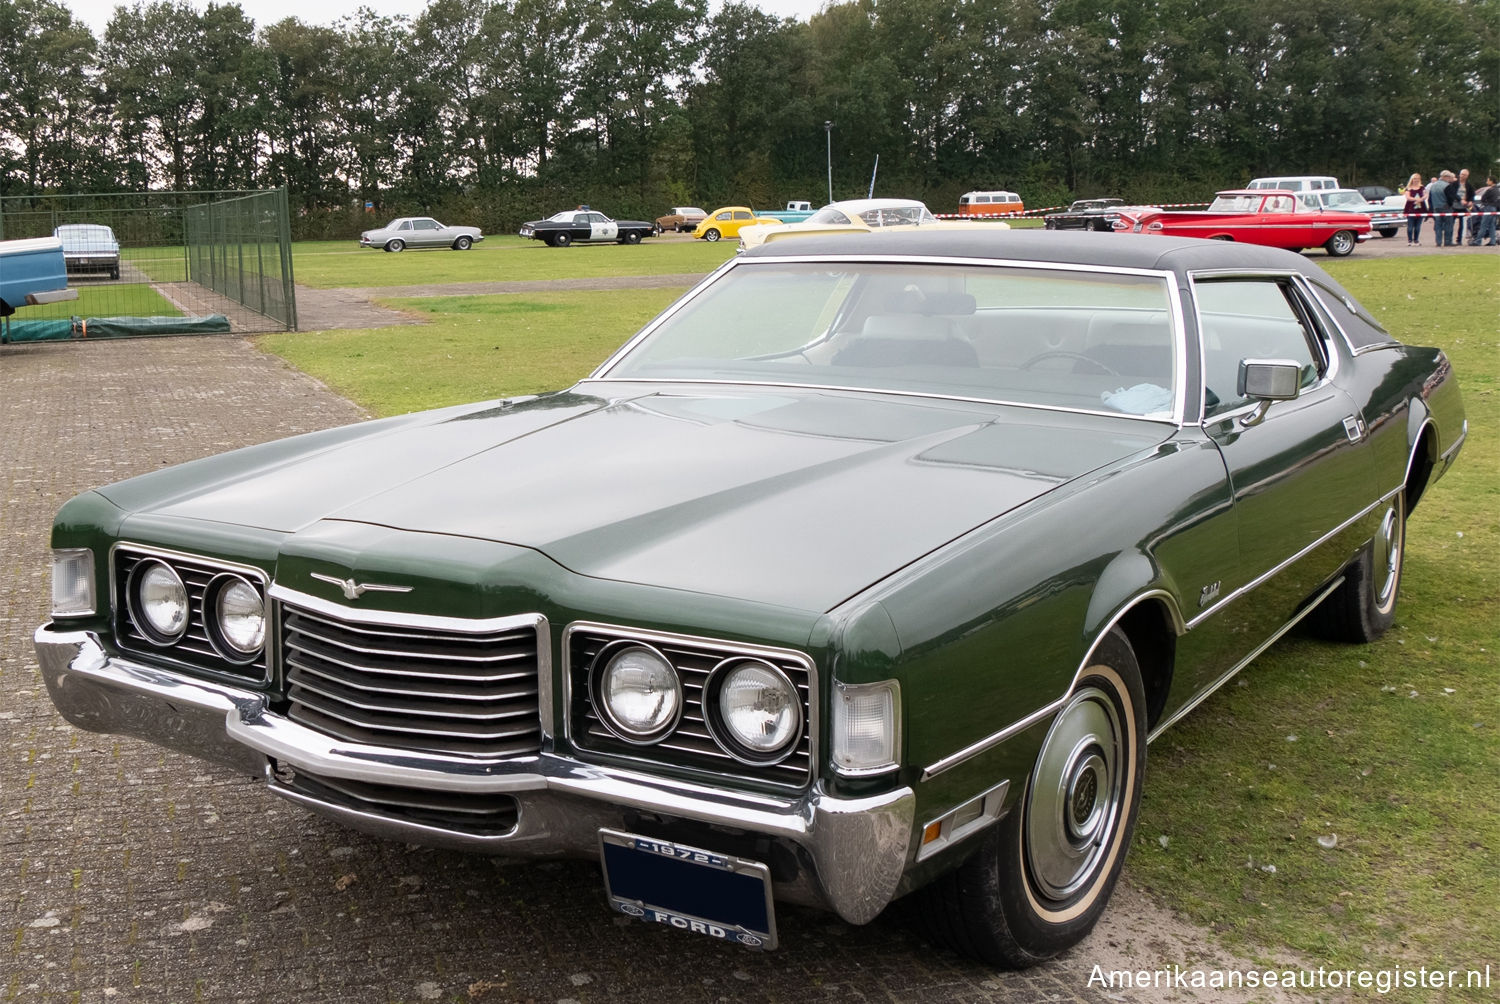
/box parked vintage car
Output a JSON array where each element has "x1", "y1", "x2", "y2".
[
  {"x1": 693, "y1": 206, "x2": 782, "y2": 242},
  {"x1": 35, "y1": 230, "x2": 1465, "y2": 967},
  {"x1": 737, "y1": 198, "x2": 1008, "y2": 251},
  {"x1": 1114, "y1": 189, "x2": 1374, "y2": 256},
  {"x1": 53, "y1": 223, "x2": 121, "y2": 279},
  {"x1": 655, "y1": 207, "x2": 708, "y2": 233},
  {"x1": 520, "y1": 209, "x2": 657, "y2": 247},
  {"x1": 1042, "y1": 198, "x2": 1127, "y2": 231},
  {"x1": 1308, "y1": 188, "x2": 1404, "y2": 238},
  {"x1": 359, "y1": 217, "x2": 484, "y2": 252},
  {"x1": 1246, "y1": 175, "x2": 1340, "y2": 192}
]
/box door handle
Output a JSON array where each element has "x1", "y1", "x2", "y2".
[{"x1": 1342, "y1": 415, "x2": 1366, "y2": 442}]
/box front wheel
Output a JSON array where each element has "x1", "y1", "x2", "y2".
[
  {"x1": 1312, "y1": 491, "x2": 1405, "y2": 642},
  {"x1": 552, "y1": 232, "x2": 572, "y2": 248},
  {"x1": 621, "y1": 231, "x2": 642, "y2": 244},
  {"x1": 384, "y1": 239, "x2": 405, "y2": 253},
  {"x1": 702, "y1": 228, "x2": 721, "y2": 242},
  {"x1": 914, "y1": 628, "x2": 1145, "y2": 968},
  {"x1": 1377, "y1": 227, "x2": 1398, "y2": 238},
  {"x1": 1325, "y1": 230, "x2": 1357, "y2": 256},
  {"x1": 452, "y1": 235, "x2": 472, "y2": 250}
]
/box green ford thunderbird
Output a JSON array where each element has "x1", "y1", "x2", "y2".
[{"x1": 35, "y1": 230, "x2": 1465, "y2": 966}]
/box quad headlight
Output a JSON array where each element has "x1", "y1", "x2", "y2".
[
  {"x1": 207, "y1": 574, "x2": 266, "y2": 659},
  {"x1": 709, "y1": 659, "x2": 802, "y2": 762},
  {"x1": 128, "y1": 560, "x2": 189, "y2": 644},
  {"x1": 593, "y1": 643, "x2": 682, "y2": 743}
]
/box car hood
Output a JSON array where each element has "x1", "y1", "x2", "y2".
[{"x1": 131, "y1": 388, "x2": 1169, "y2": 611}]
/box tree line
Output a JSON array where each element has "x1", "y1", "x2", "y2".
[{"x1": 0, "y1": 0, "x2": 1494, "y2": 237}]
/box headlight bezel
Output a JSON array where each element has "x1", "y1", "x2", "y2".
[
  {"x1": 125, "y1": 558, "x2": 191, "y2": 646},
  {"x1": 205, "y1": 573, "x2": 268, "y2": 662},
  {"x1": 706, "y1": 657, "x2": 804, "y2": 765},
  {"x1": 589, "y1": 640, "x2": 684, "y2": 745}
]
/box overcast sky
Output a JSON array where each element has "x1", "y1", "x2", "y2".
[{"x1": 61, "y1": 0, "x2": 832, "y2": 35}]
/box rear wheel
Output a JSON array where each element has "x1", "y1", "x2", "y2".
[
  {"x1": 703, "y1": 228, "x2": 721, "y2": 242},
  {"x1": 452, "y1": 235, "x2": 472, "y2": 250},
  {"x1": 1324, "y1": 230, "x2": 1357, "y2": 256},
  {"x1": 384, "y1": 239, "x2": 404, "y2": 253},
  {"x1": 914, "y1": 628, "x2": 1145, "y2": 968},
  {"x1": 1313, "y1": 491, "x2": 1405, "y2": 642}
]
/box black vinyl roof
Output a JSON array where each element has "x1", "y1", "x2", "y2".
[{"x1": 742, "y1": 228, "x2": 1334, "y2": 282}]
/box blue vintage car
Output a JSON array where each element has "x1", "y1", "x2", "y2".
[{"x1": 0, "y1": 237, "x2": 76, "y2": 318}]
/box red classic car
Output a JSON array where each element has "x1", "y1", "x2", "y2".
[{"x1": 1113, "y1": 190, "x2": 1373, "y2": 256}]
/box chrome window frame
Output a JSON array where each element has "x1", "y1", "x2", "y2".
[
  {"x1": 589, "y1": 254, "x2": 1192, "y2": 428},
  {"x1": 1186, "y1": 268, "x2": 1342, "y2": 425}
]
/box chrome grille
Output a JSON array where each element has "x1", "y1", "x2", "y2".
[
  {"x1": 113, "y1": 546, "x2": 269, "y2": 683},
  {"x1": 569, "y1": 627, "x2": 813, "y2": 788},
  {"x1": 280, "y1": 601, "x2": 544, "y2": 758}
]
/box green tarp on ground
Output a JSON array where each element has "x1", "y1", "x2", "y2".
[{"x1": 1, "y1": 314, "x2": 232, "y2": 343}]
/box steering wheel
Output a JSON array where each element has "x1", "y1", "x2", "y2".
[{"x1": 1020, "y1": 350, "x2": 1119, "y2": 376}]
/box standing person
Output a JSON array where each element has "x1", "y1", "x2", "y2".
[
  {"x1": 1455, "y1": 169, "x2": 1476, "y2": 244},
  {"x1": 1474, "y1": 177, "x2": 1500, "y2": 246},
  {"x1": 1403, "y1": 173, "x2": 1426, "y2": 245},
  {"x1": 1427, "y1": 171, "x2": 1455, "y2": 246}
]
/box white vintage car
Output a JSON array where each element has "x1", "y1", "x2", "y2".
[{"x1": 737, "y1": 198, "x2": 1008, "y2": 252}]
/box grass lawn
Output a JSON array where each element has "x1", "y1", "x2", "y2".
[
  {"x1": 290, "y1": 236, "x2": 736, "y2": 289},
  {"x1": 19, "y1": 282, "x2": 182, "y2": 321},
  {"x1": 256, "y1": 286, "x2": 686, "y2": 416},
  {"x1": 257, "y1": 254, "x2": 1497, "y2": 983}
]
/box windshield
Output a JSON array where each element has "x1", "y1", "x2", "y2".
[
  {"x1": 600, "y1": 262, "x2": 1180, "y2": 419},
  {"x1": 1322, "y1": 192, "x2": 1367, "y2": 209}
]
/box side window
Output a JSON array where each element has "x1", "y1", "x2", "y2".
[
  {"x1": 734, "y1": 211, "x2": 752, "y2": 220},
  {"x1": 1299, "y1": 193, "x2": 1321, "y2": 211},
  {"x1": 398, "y1": 221, "x2": 412, "y2": 231},
  {"x1": 1197, "y1": 280, "x2": 1324, "y2": 417},
  {"x1": 716, "y1": 211, "x2": 731, "y2": 221}
]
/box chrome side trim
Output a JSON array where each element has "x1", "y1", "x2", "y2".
[
  {"x1": 1148, "y1": 575, "x2": 1345, "y2": 742},
  {"x1": 920, "y1": 589, "x2": 1185, "y2": 781},
  {"x1": 1186, "y1": 485, "x2": 1400, "y2": 631}
]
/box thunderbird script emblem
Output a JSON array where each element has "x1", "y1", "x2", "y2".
[{"x1": 310, "y1": 573, "x2": 413, "y2": 600}]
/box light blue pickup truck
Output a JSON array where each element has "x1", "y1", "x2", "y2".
[
  {"x1": 758, "y1": 200, "x2": 817, "y2": 224},
  {"x1": 0, "y1": 237, "x2": 77, "y2": 319}
]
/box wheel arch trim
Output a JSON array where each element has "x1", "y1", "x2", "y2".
[{"x1": 918, "y1": 589, "x2": 1183, "y2": 782}]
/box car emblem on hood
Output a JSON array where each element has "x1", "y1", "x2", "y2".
[{"x1": 310, "y1": 573, "x2": 413, "y2": 600}]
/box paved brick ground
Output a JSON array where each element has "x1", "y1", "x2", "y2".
[{"x1": 2, "y1": 337, "x2": 1288, "y2": 1003}]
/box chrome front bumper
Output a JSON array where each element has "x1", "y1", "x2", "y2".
[{"x1": 35, "y1": 624, "x2": 915, "y2": 925}]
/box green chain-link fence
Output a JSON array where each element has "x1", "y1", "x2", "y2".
[{"x1": 1, "y1": 188, "x2": 296, "y2": 341}]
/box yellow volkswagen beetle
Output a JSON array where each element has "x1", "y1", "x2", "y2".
[{"x1": 693, "y1": 206, "x2": 783, "y2": 242}]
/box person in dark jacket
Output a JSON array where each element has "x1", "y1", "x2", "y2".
[
  {"x1": 1472, "y1": 177, "x2": 1499, "y2": 247},
  {"x1": 1427, "y1": 172, "x2": 1456, "y2": 246},
  {"x1": 1455, "y1": 169, "x2": 1476, "y2": 244}
]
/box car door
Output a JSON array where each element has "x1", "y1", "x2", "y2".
[
  {"x1": 587, "y1": 213, "x2": 617, "y2": 241},
  {"x1": 1192, "y1": 274, "x2": 1377, "y2": 658},
  {"x1": 410, "y1": 218, "x2": 443, "y2": 247}
]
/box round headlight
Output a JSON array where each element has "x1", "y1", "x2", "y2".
[
  {"x1": 131, "y1": 560, "x2": 188, "y2": 644},
  {"x1": 211, "y1": 575, "x2": 265, "y2": 658},
  {"x1": 594, "y1": 643, "x2": 681, "y2": 743},
  {"x1": 713, "y1": 660, "x2": 802, "y2": 760}
]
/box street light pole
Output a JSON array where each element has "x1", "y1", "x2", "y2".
[{"x1": 824, "y1": 121, "x2": 833, "y2": 204}]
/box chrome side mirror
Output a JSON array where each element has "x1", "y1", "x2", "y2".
[{"x1": 1237, "y1": 359, "x2": 1302, "y2": 426}]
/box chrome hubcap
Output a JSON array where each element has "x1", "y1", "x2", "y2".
[
  {"x1": 1026, "y1": 687, "x2": 1124, "y2": 901},
  {"x1": 1374, "y1": 502, "x2": 1403, "y2": 611}
]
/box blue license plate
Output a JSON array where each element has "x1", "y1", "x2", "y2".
[{"x1": 599, "y1": 829, "x2": 777, "y2": 949}]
